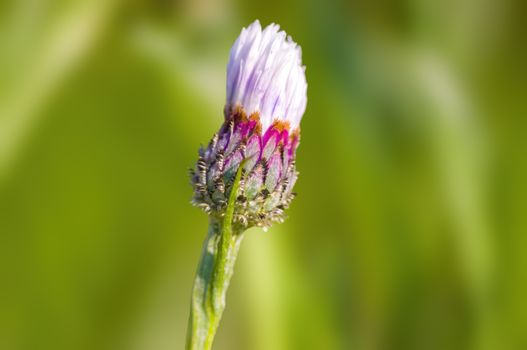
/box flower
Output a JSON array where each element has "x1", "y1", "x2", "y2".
[{"x1": 191, "y1": 20, "x2": 307, "y2": 230}]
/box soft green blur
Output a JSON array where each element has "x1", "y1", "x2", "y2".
[{"x1": 1, "y1": 1, "x2": 525, "y2": 349}]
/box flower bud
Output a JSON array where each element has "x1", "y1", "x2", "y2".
[{"x1": 191, "y1": 20, "x2": 307, "y2": 230}]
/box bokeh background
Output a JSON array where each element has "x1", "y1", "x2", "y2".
[{"x1": 1, "y1": 0, "x2": 526, "y2": 349}]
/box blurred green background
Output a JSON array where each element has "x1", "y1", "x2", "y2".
[{"x1": 1, "y1": 0, "x2": 526, "y2": 349}]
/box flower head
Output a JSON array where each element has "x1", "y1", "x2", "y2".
[{"x1": 191, "y1": 20, "x2": 307, "y2": 230}]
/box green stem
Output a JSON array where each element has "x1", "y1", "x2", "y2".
[{"x1": 186, "y1": 168, "x2": 245, "y2": 350}]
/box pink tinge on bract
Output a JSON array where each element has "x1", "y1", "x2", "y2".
[{"x1": 218, "y1": 107, "x2": 299, "y2": 186}]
